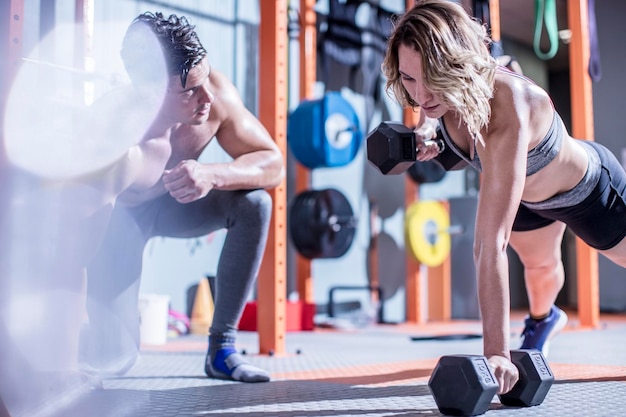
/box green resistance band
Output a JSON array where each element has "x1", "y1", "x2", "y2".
[{"x1": 534, "y1": 0, "x2": 559, "y2": 60}]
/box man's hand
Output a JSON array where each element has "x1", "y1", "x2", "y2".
[
  {"x1": 162, "y1": 160, "x2": 214, "y2": 203},
  {"x1": 487, "y1": 355, "x2": 520, "y2": 395}
]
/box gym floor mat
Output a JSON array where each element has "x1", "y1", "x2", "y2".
[{"x1": 10, "y1": 310, "x2": 626, "y2": 417}]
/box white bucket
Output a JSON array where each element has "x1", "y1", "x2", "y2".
[{"x1": 138, "y1": 294, "x2": 170, "y2": 346}]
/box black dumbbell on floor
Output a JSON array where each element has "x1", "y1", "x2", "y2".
[
  {"x1": 428, "y1": 349, "x2": 554, "y2": 416},
  {"x1": 366, "y1": 121, "x2": 468, "y2": 175}
]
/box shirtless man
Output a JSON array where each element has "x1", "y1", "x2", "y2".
[{"x1": 79, "y1": 12, "x2": 284, "y2": 383}]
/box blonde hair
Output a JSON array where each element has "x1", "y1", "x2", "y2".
[{"x1": 382, "y1": 0, "x2": 497, "y2": 146}]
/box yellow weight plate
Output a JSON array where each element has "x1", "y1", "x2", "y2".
[{"x1": 405, "y1": 200, "x2": 451, "y2": 267}]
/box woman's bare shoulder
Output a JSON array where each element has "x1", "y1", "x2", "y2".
[
  {"x1": 488, "y1": 71, "x2": 554, "y2": 148},
  {"x1": 494, "y1": 70, "x2": 551, "y2": 108}
]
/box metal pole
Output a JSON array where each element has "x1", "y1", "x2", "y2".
[
  {"x1": 295, "y1": 0, "x2": 316, "y2": 305},
  {"x1": 257, "y1": 0, "x2": 289, "y2": 355},
  {"x1": 568, "y1": 0, "x2": 599, "y2": 329}
]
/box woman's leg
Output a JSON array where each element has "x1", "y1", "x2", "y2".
[
  {"x1": 509, "y1": 221, "x2": 568, "y2": 355},
  {"x1": 509, "y1": 221, "x2": 567, "y2": 318}
]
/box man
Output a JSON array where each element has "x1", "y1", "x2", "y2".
[{"x1": 80, "y1": 12, "x2": 284, "y2": 383}]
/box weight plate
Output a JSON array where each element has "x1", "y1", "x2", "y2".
[
  {"x1": 289, "y1": 188, "x2": 357, "y2": 259},
  {"x1": 405, "y1": 200, "x2": 451, "y2": 267}
]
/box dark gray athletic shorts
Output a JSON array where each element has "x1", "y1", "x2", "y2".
[{"x1": 512, "y1": 140, "x2": 626, "y2": 250}]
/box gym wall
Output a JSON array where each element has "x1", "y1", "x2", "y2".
[{"x1": 7, "y1": 0, "x2": 623, "y2": 320}]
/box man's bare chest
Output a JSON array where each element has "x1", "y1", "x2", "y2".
[{"x1": 169, "y1": 124, "x2": 217, "y2": 163}]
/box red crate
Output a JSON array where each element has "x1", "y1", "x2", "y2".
[{"x1": 238, "y1": 301, "x2": 316, "y2": 331}]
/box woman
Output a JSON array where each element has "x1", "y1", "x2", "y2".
[{"x1": 382, "y1": 0, "x2": 626, "y2": 394}]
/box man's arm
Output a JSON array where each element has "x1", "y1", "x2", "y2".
[
  {"x1": 163, "y1": 71, "x2": 285, "y2": 203},
  {"x1": 210, "y1": 71, "x2": 284, "y2": 190}
]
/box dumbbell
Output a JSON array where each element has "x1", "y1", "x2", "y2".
[
  {"x1": 366, "y1": 121, "x2": 468, "y2": 175},
  {"x1": 428, "y1": 349, "x2": 554, "y2": 416}
]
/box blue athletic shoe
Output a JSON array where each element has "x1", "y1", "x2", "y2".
[{"x1": 520, "y1": 305, "x2": 568, "y2": 357}]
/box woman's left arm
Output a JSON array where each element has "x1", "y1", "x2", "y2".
[{"x1": 473, "y1": 104, "x2": 530, "y2": 360}]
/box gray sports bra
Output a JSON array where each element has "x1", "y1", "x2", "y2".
[{"x1": 438, "y1": 110, "x2": 563, "y2": 176}]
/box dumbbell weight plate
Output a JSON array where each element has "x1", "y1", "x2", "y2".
[
  {"x1": 428, "y1": 355, "x2": 499, "y2": 416},
  {"x1": 366, "y1": 122, "x2": 417, "y2": 175},
  {"x1": 498, "y1": 349, "x2": 554, "y2": 407}
]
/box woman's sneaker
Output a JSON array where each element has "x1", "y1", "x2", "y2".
[{"x1": 520, "y1": 305, "x2": 568, "y2": 357}]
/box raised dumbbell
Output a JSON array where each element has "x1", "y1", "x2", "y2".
[
  {"x1": 428, "y1": 349, "x2": 554, "y2": 416},
  {"x1": 366, "y1": 121, "x2": 468, "y2": 175}
]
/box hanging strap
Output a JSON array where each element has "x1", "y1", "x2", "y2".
[
  {"x1": 587, "y1": 0, "x2": 602, "y2": 82},
  {"x1": 533, "y1": 0, "x2": 559, "y2": 60}
]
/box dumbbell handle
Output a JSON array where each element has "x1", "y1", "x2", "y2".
[{"x1": 418, "y1": 138, "x2": 446, "y2": 154}]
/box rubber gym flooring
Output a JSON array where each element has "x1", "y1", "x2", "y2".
[{"x1": 16, "y1": 309, "x2": 626, "y2": 417}]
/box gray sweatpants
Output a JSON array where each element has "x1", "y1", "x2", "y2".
[{"x1": 81, "y1": 188, "x2": 272, "y2": 374}]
